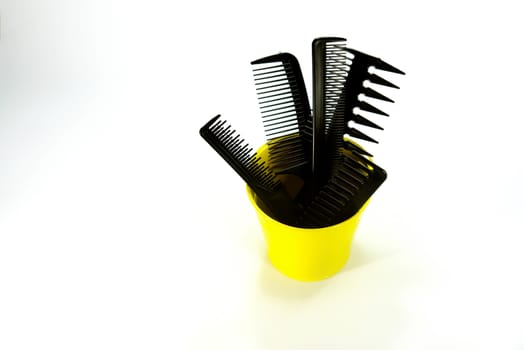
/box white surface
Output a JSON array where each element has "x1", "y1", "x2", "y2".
[{"x1": 1, "y1": 1, "x2": 523, "y2": 349}]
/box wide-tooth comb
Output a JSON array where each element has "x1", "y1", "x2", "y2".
[
  {"x1": 334, "y1": 48, "x2": 404, "y2": 147},
  {"x1": 312, "y1": 37, "x2": 351, "y2": 181},
  {"x1": 251, "y1": 53, "x2": 311, "y2": 176},
  {"x1": 298, "y1": 148, "x2": 387, "y2": 228},
  {"x1": 200, "y1": 115, "x2": 303, "y2": 224}
]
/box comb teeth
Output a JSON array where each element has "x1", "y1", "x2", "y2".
[
  {"x1": 357, "y1": 101, "x2": 389, "y2": 116},
  {"x1": 312, "y1": 37, "x2": 351, "y2": 179},
  {"x1": 298, "y1": 150, "x2": 386, "y2": 228},
  {"x1": 266, "y1": 135, "x2": 306, "y2": 174},
  {"x1": 347, "y1": 127, "x2": 378, "y2": 143},
  {"x1": 367, "y1": 73, "x2": 400, "y2": 89},
  {"x1": 351, "y1": 114, "x2": 384, "y2": 130},
  {"x1": 363, "y1": 87, "x2": 394, "y2": 103},
  {"x1": 325, "y1": 48, "x2": 403, "y2": 150},
  {"x1": 322, "y1": 39, "x2": 351, "y2": 132},
  {"x1": 200, "y1": 115, "x2": 280, "y2": 191},
  {"x1": 342, "y1": 138, "x2": 373, "y2": 157},
  {"x1": 252, "y1": 53, "x2": 311, "y2": 175},
  {"x1": 346, "y1": 48, "x2": 405, "y2": 75}
]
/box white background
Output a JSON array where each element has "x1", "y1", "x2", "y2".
[{"x1": 1, "y1": 1, "x2": 523, "y2": 349}]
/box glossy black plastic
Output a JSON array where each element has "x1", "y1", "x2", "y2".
[
  {"x1": 199, "y1": 115, "x2": 303, "y2": 224},
  {"x1": 251, "y1": 53, "x2": 311, "y2": 176},
  {"x1": 199, "y1": 37, "x2": 404, "y2": 228}
]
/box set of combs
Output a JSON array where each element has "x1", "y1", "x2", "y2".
[{"x1": 200, "y1": 37, "x2": 403, "y2": 228}]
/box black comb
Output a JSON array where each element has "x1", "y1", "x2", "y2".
[
  {"x1": 329, "y1": 48, "x2": 404, "y2": 149},
  {"x1": 298, "y1": 147, "x2": 387, "y2": 228},
  {"x1": 200, "y1": 37, "x2": 403, "y2": 229},
  {"x1": 199, "y1": 115, "x2": 303, "y2": 225},
  {"x1": 312, "y1": 37, "x2": 351, "y2": 181},
  {"x1": 251, "y1": 53, "x2": 312, "y2": 176}
]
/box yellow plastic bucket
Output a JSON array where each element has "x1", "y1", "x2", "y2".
[{"x1": 246, "y1": 144, "x2": 369, "y2": 282}]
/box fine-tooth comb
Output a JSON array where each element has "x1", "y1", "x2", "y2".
[
  {"x1": 312, "y1": 37, "x2": 351, "y2": 181},
  {"x1": 251, "y1": 53, "x2": 312, "y2": 176},
  {"x1": 201, "y1": 37, "x2": 403, "y2": 229},
  {"x1": 199, "y1": 115, "x2": 302, "y2": 225},
  {"x1": 298, "y1": 148, "x2": 387, "y2": 228},
  {"x1": 330, "y1": 48, "x2": 405, "y2": 148}
]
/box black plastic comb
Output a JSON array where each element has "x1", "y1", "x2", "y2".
[
  {"x1": 312, "y1": 37, "x2": 351, "y2": 181},
  {"x1": 251, "y1": 53, "x2": 312, "y2": 176},
  {"x1": 200, "y1": 37, "x2": 403, "y2": 229},
  {"x1": 328, "y1": 48, "x2": 404, "y2": 149},
  {"x1": 298, "y1": 148, "x2": 387, "y2": 228},
  {"x1": 199, "y1": 115, "x2": 302, "y2": 225}
]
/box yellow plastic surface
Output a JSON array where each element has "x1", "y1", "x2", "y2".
[{"x1": 246, "y1": 144, "x2": 369, "y2": 282}]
